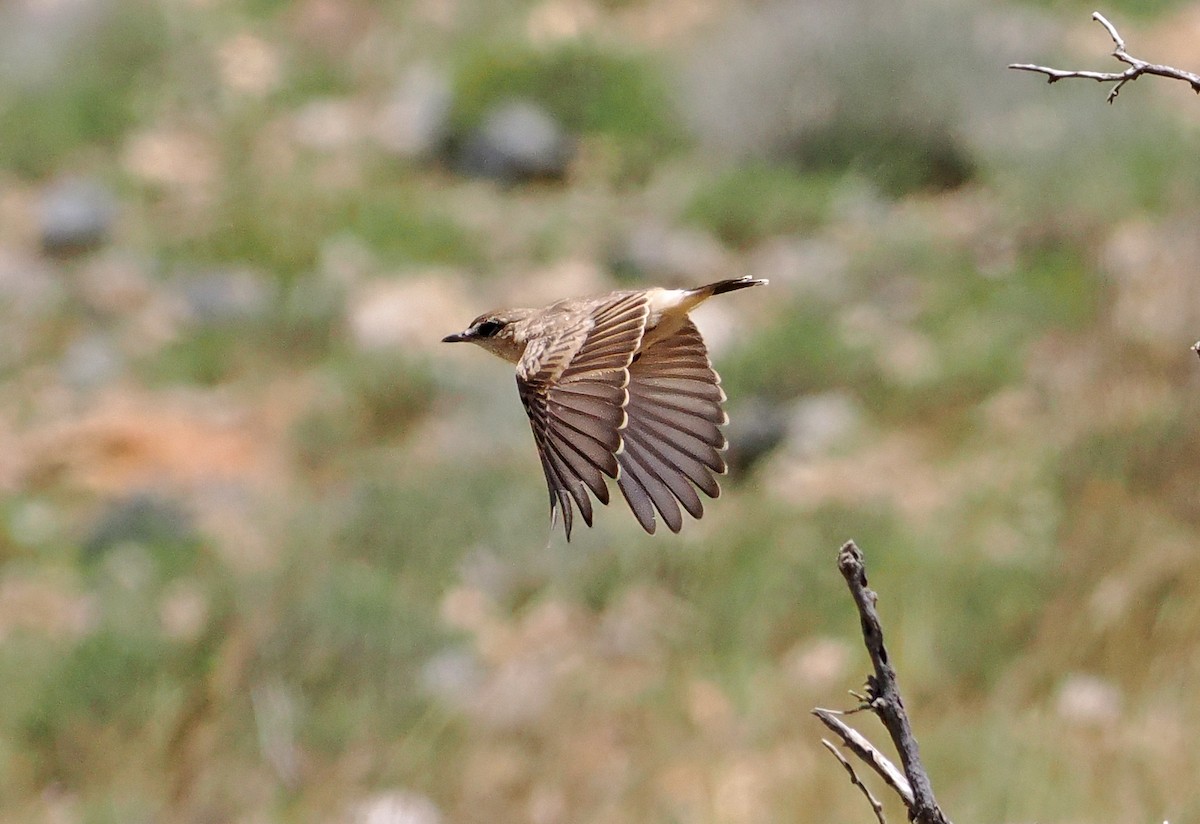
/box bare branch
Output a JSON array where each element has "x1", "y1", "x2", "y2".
[
  {"x1": 1008, "y1": 11, "x2": 1200, "y2": 103},
  {"x1": 814, "y1": 708, "x2": 912, "y2": 807},
  {"x1": 821, "y1": 738, "x2": 889, "y2": 824},
  {"x1": 836, "y1": 541, "x2": 952, "y2": 824}
]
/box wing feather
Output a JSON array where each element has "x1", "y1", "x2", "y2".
[
  {"x1": 617, "y1": 466, "x2": 657, "y2": 534},
  {"x1": 618, "y1": 441, "x2": 684, "y2": 532},
  {"x1": 616, "y1": 319, "x2": 727, "y2": 533},
  {"x1": 517, "y1": 293, "x2": 648, "y2": 539},
  {"x1": 624, "y1": 437, "x2": 704, "y2": 520},
  {"x1": 633, "y1": 402, "x2": 726, "y2": 448},
  {"x1": 629, "y1": 386, "x2": 728, "y2": 420},
  {"x1": 541, "y1": 433, "x2": 599, "y2": 520},
  {"x1": 535, "y1": 443, "x2": 577, "y2": 538}
]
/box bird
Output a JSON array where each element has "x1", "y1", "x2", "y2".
[{"x1": 442, "y1": 276, "x2": 767, "y2": 540}]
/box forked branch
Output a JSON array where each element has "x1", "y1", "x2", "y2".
[
  {"x1": 812, "y1": 541, "x2": 952, "y2": 824},
  {"x1": 1009, "y1": 11, "x2": 1200, "y2": 103}
]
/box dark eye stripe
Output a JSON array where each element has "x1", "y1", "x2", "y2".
[{"x1": 475, "y1": 320, "x2": 505, "y2": 338}]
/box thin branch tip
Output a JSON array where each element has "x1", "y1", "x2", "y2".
[
  {"x1": 1010, "y1": 10, "x2": 1200, "y2": 101},
  {"x1": 821, "y1": 740, "x2": 888, "y2": 824}
]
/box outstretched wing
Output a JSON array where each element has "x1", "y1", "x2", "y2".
[
  {"x1": 516, "y1": 293, "x2": 648, "y2": 540},
  {"x1": 616, "y1": 319, "x2": 727, "y2": 534}
]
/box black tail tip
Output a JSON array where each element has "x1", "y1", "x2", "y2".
[{"x1": 710, "y1": 276, "x2": 768, "y2": 295}]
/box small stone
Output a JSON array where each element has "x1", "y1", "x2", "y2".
[
  {"x1": 527, "y1": 0, "x2": 601, "y2": 44},
  {"x1": 349, "y1": 791, "x2": 442, "y2": 824},
  {"x1": 216, "y1": 32, "x2": 283, "y2": 98},
  {"x1": 123, "y1": 127, "x2": 219, "y2": 190},
  {"x1": 786, "y1": 391, "x2": 861, "y2": 457},
  {"x1": 1055, "y1": 673, "x2": 1122, "y2": 727},
  {"x1": 347, "y1": 271, "x2": 471, "y2": 354},
  {"x1": 455, "y1": 99, "x2": 573, "y2": 183},
  {"x1": 159, "y1": 579, "x2": 209, "y2": 642},
  {"x1": 292, "y1": 97, "x2": 364, "y2": 151},
  {"x1": 39, "y1": 178, "x2": 116, "y2": 256}
]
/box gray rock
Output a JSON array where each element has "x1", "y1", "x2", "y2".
[
  {"x1": 178, "y1": 268, "x2": 273, "y2": 325},
  {"x1": 81, "y1": 493, "x2": 198, "y2": 576},
  {"x1": 373, "y1": 64, "x2": 453, "y2": 159},
  {"x1": 724, "y1": 397, "x2": 789, "y2": 477},
  {"x1": 39, "y1": 178, "x2": 116, "y2": 255},
  {"x1": 455, "y1": 99, "x2": 573, "y2": 183}
]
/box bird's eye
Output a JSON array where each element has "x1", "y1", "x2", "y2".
[{"x1": 474, "y1": 320, "x2": 505, "y2": 338}]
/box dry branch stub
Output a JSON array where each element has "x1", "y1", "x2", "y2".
[{"x1": 813, "y1": 541, "x2": 953, "y2": 824}]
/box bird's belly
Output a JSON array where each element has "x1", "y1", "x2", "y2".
[
  {"x1": 639, "y1": 314, "x2": 687, "y2": 351},
  {"x1": 639, "y1": 289, "x2": 695, "y2": 351}
]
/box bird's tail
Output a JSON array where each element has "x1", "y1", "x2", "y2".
[{"x1": 694, "y1": 276, "x2": 769, "y2": 298}]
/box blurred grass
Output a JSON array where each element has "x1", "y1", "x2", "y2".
[
  {"x1": 452, "y1": 43, "x2": 680, "y2": 145},
  {"x1": 158, "y1": 166, "x2": 483, "y2": 280},
  {"x1": 0, "y1": 4, "x2": 168, "y2": 178},
  {"x1": 2, "y1": 0, "x2": 1200, "y2": 820},
  {"x1": 720, "y1": 234, "x2": 1102, "y2": 430},
  {"x1": 682, "y1": 162, "x2": 836, "y2": 248},
  {"x1": 786, "y1": 122, "x2": 976, "y2": 197}
]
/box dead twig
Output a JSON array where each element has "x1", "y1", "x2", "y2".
[
  {"x1": 814, "y1": 708, "x2": 912, "y2": 807},
  {"x1": 1008, "y1": 11, "x2": 1200, "y2": 103},
  {"x1": 821, "y1": 738, "x2": 888, "y2": 824},
  {"x1": 815, "y1": 541, "x2": 953, "y2": 824}
]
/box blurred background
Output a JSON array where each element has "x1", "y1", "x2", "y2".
[{"x1": 2, "y1": 0, "x2": 1200, "y2": 821}]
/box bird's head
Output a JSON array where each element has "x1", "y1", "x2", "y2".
[{"x1": 442, "y1": 307, "x2": 533, "y2": 363}]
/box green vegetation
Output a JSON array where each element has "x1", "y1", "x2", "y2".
[
  {"x1": 683, "y1": 163, "x2": 836, "y2": 247},
  {"x1": 2, "y1": 0, "x2": 1200, "y2": 820},
  {"x1": 788, "y1": 122, "x2": 976, "y2": 197},
  {"x1": 718, "y1": 300, "x2": 876, "y2": 403},
  {"x1": 452, "y1": 42, "x2": 685, "y2": 179},
  {"x1": 0, "y1": 4, "x2": 169, "y2": 178},
  {"x1": 720, "y1": 236, "x2": 1103, "y2": 431},
  {"x1": 157, "y1": 170, "x2": 482, "y2": 281}
]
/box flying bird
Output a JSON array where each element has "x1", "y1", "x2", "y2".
[{"x1": 443, "y1": 276, "x2": 767, "y2": 539}]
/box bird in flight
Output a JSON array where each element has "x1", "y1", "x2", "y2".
[{"x1": 443, "y1": 276, "x2": 767, "y2": 540}]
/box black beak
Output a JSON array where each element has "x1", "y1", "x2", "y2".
[{"x1": 442, "y1": 330, "x2": 473, "y2": 343}]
